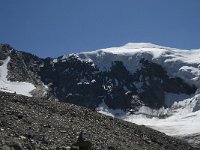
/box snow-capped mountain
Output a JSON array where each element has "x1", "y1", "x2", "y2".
[
  {"x1": 0, "y1": 43, "x2": 200, "y2": 147},
  {"x1": 76, "y1": 43, "x2": 200, "y2": 147}
]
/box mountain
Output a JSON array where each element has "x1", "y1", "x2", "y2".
[
  {"x1": 0, "y1": 43, "x2": 200, "y2": 148},
  {"x1": 0, "y1": 92, "x2": 197, "y2": 150}
]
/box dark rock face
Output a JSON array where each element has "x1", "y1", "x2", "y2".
[
  {"x1": 136, "y1": 59, "x2": 196, "y2": 108},
  {"x1": 0, "y1": 92, "x2": 197, "y2": 150},
  {"x1": 39, "y1": 55, "x2": 103, "y2": 108},
  {"x1": 8, "y1": 50, "x2": 43, "y2": 85},
  {"x1": 39, "y1": 56, "x2": 196, "y2": 110},
  {"x1": 0, "y1": 44, "x2": 197, "y2": 110},
  {"x1": 0, "y1": 44, "x2": 11, "y2": 60}
]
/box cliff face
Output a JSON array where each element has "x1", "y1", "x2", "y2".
[{"x1": 38, "y1": 56, "x2": 196, "y2": 110}]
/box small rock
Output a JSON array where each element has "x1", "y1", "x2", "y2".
[
  {"x1": 19, "y1": 135, "x2": 26, "y2": 140},
  {"x1": 11, "y1": 142, "x2": 23, "y2": 150},
  {"x1": 17, "y1": 114, "x2": 23, "y2": 119},
  {"x1": 60, "y1": 130, "x2": 67, "y2": 133},
  {"x1": 71, "y1": 145, "x2": 79, "y2": 150},
  {"x1": 61, "y1": 146, "x2": 71, "y2": 150},
  {"x1": 108, "y1": 146, "x2": 116, "y2": 150},
  {"x1": 43, "y1": 124, "x2": 51, "y2": 128}
]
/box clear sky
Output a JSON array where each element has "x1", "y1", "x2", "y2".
[{"x1": 0, "y1": 0, "x2": 200, "y2": 58}]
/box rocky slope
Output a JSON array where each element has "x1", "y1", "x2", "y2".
[{"x1": 0, "y1": 92, "x2": 198, "y2": 150}]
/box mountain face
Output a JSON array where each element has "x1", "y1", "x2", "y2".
[
  {"x1": 39, "y1": 56, "x2": 196, "y2": 111},
  {"x1": 1, "y1": 43, "x2": 200, "y2": 147},
  {"x1": 0, "y1": 44, "x2": 196, "y2": 110}
]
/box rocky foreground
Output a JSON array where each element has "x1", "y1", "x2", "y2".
[{"x1": 0, "y1": 92, "x2": 198, "y2": 150}]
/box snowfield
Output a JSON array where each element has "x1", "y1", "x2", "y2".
[
  {"x1": 0, "y1": 57, "x2": 35, "y2": 97},
  {"x1": 78, "y1": 43, "x2": 200, "y2": 87},
  {"x1": 96, "y1": 94, "x2": 200, "y2": 147}
]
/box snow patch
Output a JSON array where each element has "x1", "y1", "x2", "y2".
[
  {"x1": 97, "y1": 94, "x2": 200, "y2": 138},
  {"x1": 53, "y1": 59, "x2": 58, "y2": 63},
  {"x1": 96, "y1": 101, "x2": 126, "y2": 117},
  {"x1": 0, "y1": 57, "x2": 35, "y2": 97}
]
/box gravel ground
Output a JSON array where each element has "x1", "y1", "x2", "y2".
[{"x1": 0, "y1": 92, "x2": 198, "y2": 150}]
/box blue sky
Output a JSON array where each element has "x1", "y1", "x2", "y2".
[{"x1": 0, "y1": 0, "x2": 200, "y2": 58}]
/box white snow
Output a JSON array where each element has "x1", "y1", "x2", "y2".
[
  {"x1": 0, "y1": 57, "x2": 36, "y2": 97},
  {"x1": 62, "y1": 55, "x2": 68, "y2": 60},
  {"x1": 77, "y1": 42, "x2": 200, "y2": 88},
  {"x1": 96, "y1": 94, "x2": 200, "y2": 138},
  {"x1": 96, "y1": 101, "x2": 126, "y2": 117},
  {"x1": 91, "y1": 79, "x2": 96, "y2": 83},
  {"x1": 101, "y1": 43, "x2": 169, "y2": 58},
  {"x1": 124, "y1": 110, "x2": 200, "y2": 137},
  {"x1": 77, "y1": 78, "x2": 90, "y2": 85},
  {"x1": 53, "y1": 59, "x2": 58, "y2": 63}
]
